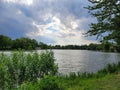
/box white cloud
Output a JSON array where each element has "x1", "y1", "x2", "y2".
[
  {"x1": 0, "y1": 0, "x2": 98, "y2": 45},
  {"x1": 71, "y1": 21, "x2": 78, "y2": 29},
  {"x1": 3, "y1": 0, "x2": 33, "y2": 5},
  {"x1": 26, "y1": 16, "x2": 98, "y2": 45}
]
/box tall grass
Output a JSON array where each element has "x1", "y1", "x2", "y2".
[{"x1": 0, "y1": 50, "x2": 58, "y2": 89}]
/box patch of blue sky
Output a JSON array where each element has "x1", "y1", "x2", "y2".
[{"x1": 46, "y1": 27, "x2": 57, "y2": 32}]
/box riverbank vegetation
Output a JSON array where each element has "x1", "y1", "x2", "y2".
[
  {"x1": 18, "y1": 72, "x2": 120, "y2": 90},
  {"x1": 0, "y1": 50, "x2": 120, "y2": 90},
  {"x1": 17, "y1": 60, "x2": 120, "y2": 90},
  {"x1": 0, "y1": 50, "x2": 58, "y2": 90}
]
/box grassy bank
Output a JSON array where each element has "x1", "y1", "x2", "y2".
[
  {"x1": 57, "y1": 73, "x2": 120, "y2": 90},
  {"x1": 59, "y1": 62, "x2": 120, "y2": 90},
  {"x1": 17, "y1": 72, "x2": 120, "y2": 90},
  {"x1": 17, "y1": 61, "x2": 120, "y2": 90}
]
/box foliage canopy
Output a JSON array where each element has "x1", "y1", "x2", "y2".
[{"x1": 86, "y1": 0, "x2": 120, "y2": 45}]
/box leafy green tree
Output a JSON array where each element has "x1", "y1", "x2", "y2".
[
  {"x1": 86, "y1": 0, "x2": 120, "y2": 45},
  {"x1": 0, "y1": 35, "x2": 12, "y2": 50},
  {"x1": 88, "y1": 43, "x2": 97, "y2": 50},
  {"x1": 39, "y1": 42, "x2": 48, "y2": 49},
  {"x1": 12, "y1": 38, "x2": 38, "y2": 50},
  {"x1": 55, "y1": 45, "x2": 62, "y2": 49},
  {"x1": 101, "y1": 41, "x2": 111, "y2": 52}
]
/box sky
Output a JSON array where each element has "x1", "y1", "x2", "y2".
[{"x1": 0, "y1": 0, "x2": 98, "y2": 45}]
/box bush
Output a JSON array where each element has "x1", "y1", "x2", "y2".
[
  {"x1": 39, "y1": 75, "x2": 63, "y2": 90},
  {"x1": 0, "y1": 50, "x2": 58, "y2": 89},
  {"x1": 18, "y1": 75, "x2": 64, "y2": 90}
]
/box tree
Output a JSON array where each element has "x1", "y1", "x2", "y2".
[
  {"x1": 86, "y1": 0, "x2": 120, "y2": 45},
  {"x1": 12, "y1": 38, "x2": 38, "y2": 50},
  {"x1": 88, "y1": 43, "x2": 97, "y2": 50},
  {"x1": 101, "y1": 41, "x2": 111, "y2": 52},
  {"x1": 0, "y1": 35, "x2": 12, "y2": 50},
  {"x1": 39, "y1": 42, "x2": 48, "y2": 49}
]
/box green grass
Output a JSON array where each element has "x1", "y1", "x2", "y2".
[
  {"x1": 55, "y1": 62, "x2": 120, "y2": 90},
  {"x1": 17, "y1": 73, "x2": 120, "y2": 90},
  {"x1": 56, "y1": 73, "x2": 120, "y2": 90}
]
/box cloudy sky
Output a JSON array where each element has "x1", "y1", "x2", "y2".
[{"x1": 0, "y1": 0, "x2": 98, "y2": 45}]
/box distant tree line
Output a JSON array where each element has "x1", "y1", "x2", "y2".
[
  {"x1": 0, "y1": 35, "x2": 52, "y2": 50},
  {"x1": 0, "y1": 35, "x2": 38, "y2": 50},
  {"x1": 44, "y1": 42, "x2": 120, "y2": 52},
  {"x1": 51, "y1": 43, "x2": 120, "y2": 52},
  {"x1": 0, "y1": 35, "x2": 120, "y2": 52}
]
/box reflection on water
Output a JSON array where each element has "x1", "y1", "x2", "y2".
[{"x1": 52, "y1": 50, "x2": 120, "y2": 74}]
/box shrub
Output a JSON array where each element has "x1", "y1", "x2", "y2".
[
  {"x1": 0, "y1": 50, "x2": 58, "y2": 89},
  {"x1": 18, "y1": 75, "x2": 64, "y2": 90},
  {"x1": 39, "y1": 75, "x2": 63, "y2": 90}
]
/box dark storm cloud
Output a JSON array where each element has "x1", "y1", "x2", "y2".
[{"x1": 0, "y1": 1, "x2": 38, "y2": 39}]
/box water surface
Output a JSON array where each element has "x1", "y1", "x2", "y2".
[
  {"x1": 1, "y1": 50, "x2": 120, "y2": 74},
  {"x1": 50, "y1": 50, "x2": 120, "y2": 74}
]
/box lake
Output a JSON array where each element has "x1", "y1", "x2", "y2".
[
  {"x1": 48, "y1": 50, "x2": 120, "y2": 74},
  {"x1": 1, "y1": 50, "x2": 120, "y2": 75}
]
